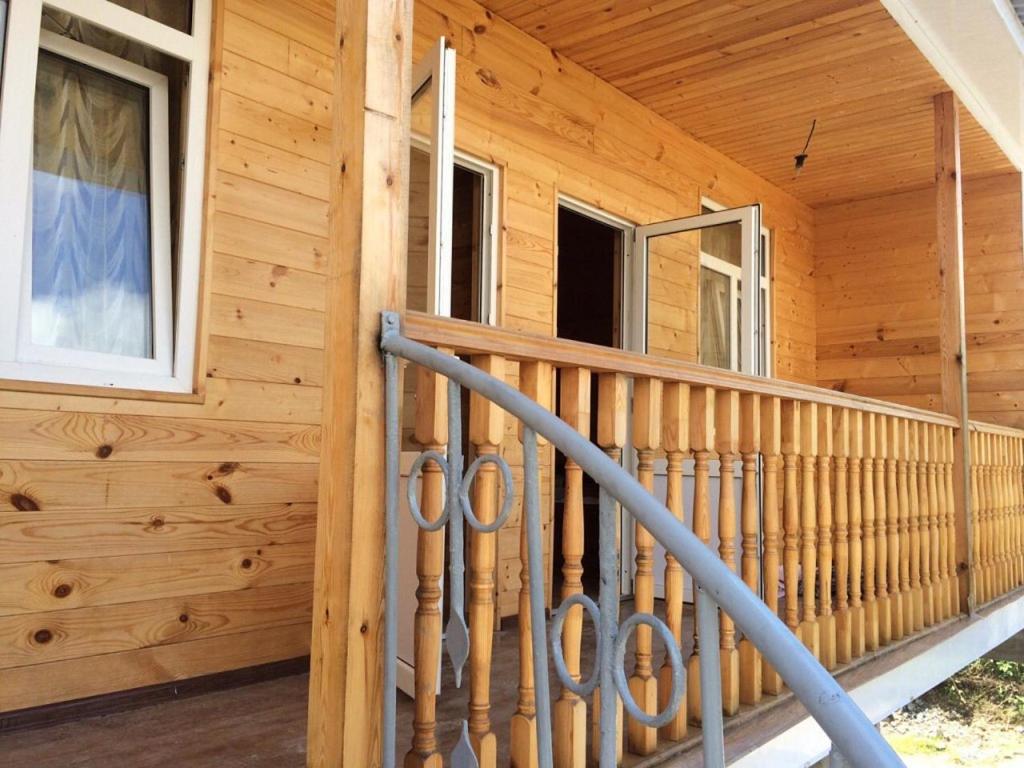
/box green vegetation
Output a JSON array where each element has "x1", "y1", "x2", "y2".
[{"x1": 930, "y1": 659, "x2": 1024, "y2": 724}]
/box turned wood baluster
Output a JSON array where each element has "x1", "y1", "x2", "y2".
[
  {"x1": 875, "y1": 415, "x2": 892, "y2": 646},
  {"x1": 817, "y1": 406, "x2": 836, "y2": 670},
  {"x1": 628, "y1": 377, "x2": 662, "y2": 755},
  {"x1": 927, "y1": 425, "x2": 941, "y2": 623},
  {"x1": 919, "y1": 422, "x2": 935, "y2": 628},
  {"x1": 908, "y1": 421, "x2": 924, "y2": 634},
  {"x1": 405, "y1": 366, "x2": 447, "y2": 768},
  {"x1": 863, "y1": 413, "x2": 880, "y2": 652},
  {"x1": 739, "y1": 393, "x2": 763, "y2": 705},
  {"x1": 1015, "y1": 437, "x2": 1023, "y2": 589},
  {"x1": 760, "y1": 397, "x2": 784, "y2": 695},
  {"x1": 934, "y1": 425, "x2": 951, "y2": 619},
  {"x1": 895, "y1": 419, "x2": 911, "y2": 638},
  {"x1": 780, "y1": 401, "x2": 801, "y2": 642},
  {"x1": 716, "y1": 390, "x2": 741, "y2": 714},
  {"x1": 593, "y1": 373, "x2": 627, "y2": 763},
  {"x1": 999, "y1": 435, "x2": 1009, "y2": 597},
  {"x1": 984, "y1": 431, "x2": 995, "y2": 603},
  {"x1": 944, "y1": 428, "x2": 959, "y2": 615},
  {"x1": 799, "y1": 402, "x2": 820, "y2": 658},
  {"x1": 687, "y1": 386, "x2": 715, "y2": 725},
  {"x1": 555, "y1": 367, "x2": 590, "y2": 768},
  {"x1": 660, "y1": 381, "x2": 690, "y2": 741},
  {"x1": 511, "y1": 361, "x2": 553, "y2": 768},
  {"x1": 468, "y1": 355, "x2": 504, "y2": 768},
  {"x1": 849, "y1": 412, "x2": 866, "y2": 658},
  {"x1": 886, "y1": 417, "x2": 904, "y2": 642},
  {"x1": 833, "y1": 408, "x2": 852, "y2": 665},
  {"x1": 969, "y1": 430, "x2": 982, "y2": 605}
]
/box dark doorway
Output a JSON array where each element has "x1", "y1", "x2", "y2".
[{"x1": 554, "y1": 205, "x2": 625, "y2": 599}]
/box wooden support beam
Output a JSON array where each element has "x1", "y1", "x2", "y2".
[
  {"x1": 306, "y1": 2, "x2": 412, "y2": 766},
  {"x1": 934, "y1": 90, "x2": 974, "y2": 614}
]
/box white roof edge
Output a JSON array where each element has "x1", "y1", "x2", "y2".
[{"x1": 880, "y1": 0, "x2": 1024, "y2": 174}]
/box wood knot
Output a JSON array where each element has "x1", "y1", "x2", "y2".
[
  {"x1": 95, "y1": 444, "x2": 113, "y2": 459},
  {"x1": 53, "y1": 584, "x2": 72, "y2": 599},
  {"x1": 360, "y1": 622, "x2": 368, "y2": 634},
  {"x1": 150, "y1": 517, "x2": 165, "y2": 530},
  {"x1": 215, "y1": 486, "x2": 233, "y2": 504},
  {"x1": 473, "y1": 23, "x2": 486, "y2": 34},
  {"x1": 217, "y1": 462, "x2": 240, "y2": 475},
  {"x1": 293, "y1": 377, "x2": 302, "y2": 384},
  {"x1": 241, "y1": 558, "x2": 253, "y2": 569},
  {"x1": 476, "y1": 68, "x2": 500, "y2": 88},
  {"x1": 33, "y1": 629, "x2": 53, "y2": 645},
  {"x1": 386, "y1": 175, "x2": 394, "y2": 186},
  {"x1": 179, "y1": 614, "x2": 189, "y2": 623},
  {"x1": 11, "y1": 493, "x2": 40, "y2": 512}
]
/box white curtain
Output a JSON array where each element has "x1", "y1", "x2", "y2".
[
  {"x1": 700, "y1": 266, "x2": 731, "y2": 370},
  {"x1": 30, "y1": 50, "x2": 153, "y2": 358}
]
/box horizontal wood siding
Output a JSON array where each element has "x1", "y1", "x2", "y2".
[
  {"x1": 815, "y1": 172, "x2": 1024, "y2": 429},
  {"x1": 0, "y1": 0, "x2": 332, "y2": 712},
  {"x1": 414, "y1": 0, "x2": 816, "y2": 616},
  {"x1": 964, "y1": 173, "x2": 1024, "y2": 428}
]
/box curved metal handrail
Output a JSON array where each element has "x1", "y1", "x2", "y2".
[{"x1": 381, "y1": 311, "x2": 903, "y2": 768}]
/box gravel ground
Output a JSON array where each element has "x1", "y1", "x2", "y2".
[{"x1": 880, "y1": 660, "x2": 1024, "y2": 767}]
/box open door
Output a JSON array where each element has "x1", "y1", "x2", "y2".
[
  {"x1": 398, "y1": 37, "x2": 456, "y2": 697},
  {"x1": 626, "y1": 205, "x2": 764, "y2": 603}
]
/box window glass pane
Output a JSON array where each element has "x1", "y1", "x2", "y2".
[
  {"x1": 760, "y1": 286, "x2": 768, "y2": 374},
  {"x1": 32, "y1": 51, "x2": 154, "y2": 358},
  {"x1": 700, "y1": 204, "x2": 742, "y2": 268},
  {"x1": 451, "y1": 165, "x2": 483, "y2": 322},
  {"x1": 406, "y1": 144, "x2": 431, "y2": 313},
  {"x1": 760, "y1": 233, "x2": 767, "y2": 277},
  {"x1": 700, "y1": 266, "x2": 731, "y2": 370},
  {"x1": 108, "y1": 0, "x2": 192, "y2": 33}
]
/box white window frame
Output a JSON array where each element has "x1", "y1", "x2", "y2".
[
  {"x1": 698, "y1": 197, "x2": 772, "y2": 376},
  {"x1": 0, "y1": 0, "x2": 212, "y2": 393}
]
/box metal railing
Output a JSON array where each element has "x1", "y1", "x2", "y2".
[{"x1": 380, "y1": 311, "x2": 903, "y2": 767}]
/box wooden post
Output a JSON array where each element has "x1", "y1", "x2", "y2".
[
  {"x1": 628, "y1": 377, "x2": 662, "y2": 755},
  {"x1": 760, "y1": 397, "x2": 784, "y2": 695},
  {"x1": 739, "y1": 393, "x2": 762, "y2": 705},
  {"x1": 716, "y1": 390, "x2": 741, "y2": 714},
  {"x1": 661, "y1": 381, "x2": 690, "y2": 740},
  {"x1": 468, "y1": 355, "x2": 505, "y2": 768},
  {"x1": 307, "y1": 1, "x2": 412, "y2": 764},
  {"x1": 687, "y1": 386, "x2": 715, "y2": 724},
  {"x1": 935, "y1": 90, "x2": 973, "y2": 615},
  {"x1": 594, "y1": 373, "x2": 626, "y2": 763},
  {"x1": 555, "y1": 367, "x2": 590, "y2": 768},
  {"x1": 511, "y1": 362, "x2": 553, "y2": 768},
  {"x1": 800, "y1": 402, "x2": 820, "y2": 657},
  {"x1": 406, "y1": 368, "x2": 447, "y2": 768}
]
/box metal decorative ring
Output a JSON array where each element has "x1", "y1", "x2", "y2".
[
  {"x1": 612, "y1": 613, "x2": 685, "y2": 728},
  {"x1": 550, "y1": 593, "x2": 602, "y2": 697},
  {"x1": 459, "y1": 453, "x2": 515, "y2": 533},
  {"x1": 406, "y1": 450, "x2": 450, "y2": 532}
]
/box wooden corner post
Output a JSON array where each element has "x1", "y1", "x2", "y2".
[
  {"x1": 934, "y1": 90, "x2": 974, "y2": 614},
  {"x1": 307, "y1": 1, "x2": 413, "y2": 766}
]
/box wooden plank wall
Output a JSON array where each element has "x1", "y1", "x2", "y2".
[
  {"x1": 413, "y1": 0, "x2": 817, "y2": 616},
  {"x1": 964, "y1": 172, "x2": 1024, "y2": 427},
  {"x1": 815, "y1": 172, "x2": 1024, "y2": 429},
  {"x1": 0, "y1": 0, "x2": 821, "y2": 712},
  {"x1": 0, "y1": 0, "x2": 332, "y2": 712}
]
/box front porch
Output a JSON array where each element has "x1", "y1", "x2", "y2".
[{"x1": 5, "y1": 588, "x2": 1024, "y2": 767}]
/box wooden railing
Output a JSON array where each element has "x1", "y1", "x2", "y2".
[
  {"x1": 400, "y1": 311, "x2": 969, "y2": 767},
  {"x1": 970, "y1": 421, "x2": 1024, "y2": 607}
]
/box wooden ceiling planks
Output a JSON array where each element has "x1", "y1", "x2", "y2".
[{"x1": 477, "y1": 0, "x2": 1015, "y2": 206}]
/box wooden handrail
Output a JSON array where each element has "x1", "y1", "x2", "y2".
[
  {"x1": 969, "y1": 420, "x2": 1024, "y2": 438},
  {"x1": 404, "y1": 313, "x2": 958, "y2": 427}
]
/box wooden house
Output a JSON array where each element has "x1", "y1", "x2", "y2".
[{"x1": 1, "y1": 0, "x2": 1023, "y2": 765}]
